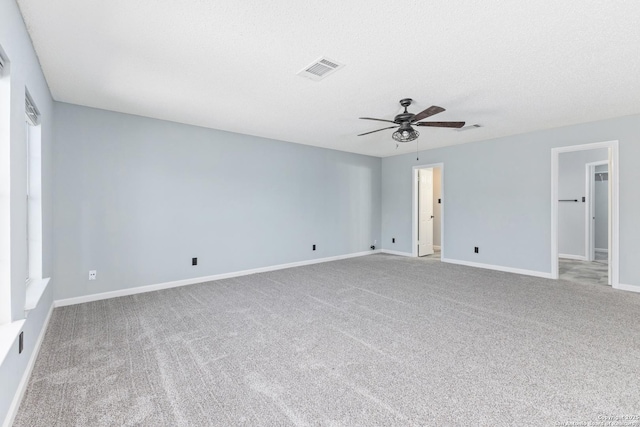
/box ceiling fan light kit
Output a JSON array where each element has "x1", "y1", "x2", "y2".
[
  {"x1": 392, "y1": 123, "x2": 419, "y2": 143},
  {"x1": 359, "y1": 98, "x2": 465, "y2": 144}
]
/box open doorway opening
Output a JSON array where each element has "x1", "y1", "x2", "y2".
[
  {"x1": 551, "y1": 141, "x2": 619, "y2": 288},
  {"x1": 587, "y1": 161, "x2": 609, "y2": 263},
  {"x1": 557, "y1": 150, "x2": 608, "y2": 285},
  {"x1": 412, "y1": 163, "x2": 443, "y2": 260}
]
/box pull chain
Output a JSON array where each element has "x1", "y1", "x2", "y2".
[{"x1": 416, "y1": 139, "x2": 419, "y2": 161}]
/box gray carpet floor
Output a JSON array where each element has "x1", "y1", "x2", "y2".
[
  {"x1": 560, "y1": 258, "x2": 609, "y2": 286},
  {"x1": 14, "y1": 254, "x2": 640, "y2": 426}
]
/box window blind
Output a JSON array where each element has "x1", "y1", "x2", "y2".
[{"x1": 25, "y1": 91, "x2": 40, "y2": 126}]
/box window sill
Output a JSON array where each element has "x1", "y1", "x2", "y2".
[
  {"x1": 25, "y1": 277, "x2": 50, "y2": 312},
  {"x1": 0, "y1": 279, "x2": 51, "y2": 365}
]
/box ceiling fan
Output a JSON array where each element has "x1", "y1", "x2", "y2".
[{"x1": 358, "y1": 98, "x2": 465, "y2": 143}]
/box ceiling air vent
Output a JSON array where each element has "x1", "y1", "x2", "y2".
[
  {"x1": 297, "y1": 57, "x2": 344, "y2": 81},
  {"x1": 456, "y1": 124, "x2": 482, "y2": 132}
]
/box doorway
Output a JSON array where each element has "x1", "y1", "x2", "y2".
[
  {"x1": 587, "y1": 161, "x2": 609, "y2": 263},
  {"x1": 412, "y1": 163, "x2": 443, "y2": 258},
  {"x1": 551, "y1": 141, "x2": 619, "y2": 288}
]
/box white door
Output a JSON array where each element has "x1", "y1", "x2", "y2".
[
  {"x1": 588, "y1": 165, "x2": 596, "y2": 261},
  {"x1": 418, "y1": 168, "x2": 434, "y2": 256},
  {"x1": 593, "y1": 167, "x2": 609, "y2": 262}
]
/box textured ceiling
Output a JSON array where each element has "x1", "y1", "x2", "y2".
[{"x1": 16, "y1": 0, "x2": 640, "y2": 157}]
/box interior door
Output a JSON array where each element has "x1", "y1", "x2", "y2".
[
  {"x1": 588, "y1": 165, "x2": 596, "y2": 261},
  {"x1": 593, "y1": 166, "x2": 609, "y2": 263},
  {"x1": 418, "y1": 168, "x2": 434, "y2": 256}
]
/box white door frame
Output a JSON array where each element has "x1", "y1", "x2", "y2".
[
  {"x1": 585, "y1": 160, "x2": 608, "y2": 262},
  {"x1": 551, "y1": 140, "x2": 619, "y2": 287},
  {"x1": 412, "y1": 163, "x2": 444, "y2": 258}
]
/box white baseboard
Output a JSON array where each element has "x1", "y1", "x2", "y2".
[
  {"x1": 3, "y1": 302, "x2": 54, "y2": 427},
  {"x1": 433, "y1": 245, "x2": 441, "y2": 250},
  {"x1": 558, "y1": 253, "x2": 587, "y2": 261},
  {"x1": 614, "y1": 283, "x2": 640, "y2": 293},
  {"x1": 381, "y1": 249, "x2": 413, "y2": 257},
  {"x1": 441, "y1": 257, "x2": 553, "y2": 279},
  {"x1": 595, "y1": 248, "x2": 609, "y2": 254},
  {"x1": 55, "y1": 250, "x2": 380, "y2": 307}
]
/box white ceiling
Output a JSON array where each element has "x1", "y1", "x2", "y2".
[{"x1": 17, "y1": 0, "x2": 640, "y2": 157}]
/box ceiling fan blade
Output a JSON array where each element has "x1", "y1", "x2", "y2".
[
  {"x1": 415, "y1": 121, "x2": 466, "y2": 128},
  {"x1": 359, "y1": 117, "x2": 397, "y2": 124},
  {"x1": 411, "y1": 106, "x2": 445, "y2": 122},
  {"x1": 357, "y1": 126, "x2": 399, "y2": 136}
]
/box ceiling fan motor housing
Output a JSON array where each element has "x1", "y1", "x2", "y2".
[{"x1": 394, "y1": 112, "x2": 414, "y2": 123}]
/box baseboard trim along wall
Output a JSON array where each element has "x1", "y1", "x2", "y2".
[
  {"x1": 380, "y1": 249, "x2": 413, "y2": 257},
  {"x1": 55, "y1": 250, "x2": 382, "y2": 307},
  {"x1": 615, "y1": 283, "x2": 640, "y2": 294},
  {"x1": 595, "y1": 248, "x2": 609, "y2": 253},
  {"x1": 3, "y1": 303, "x2": 54, "y2": 427},
  {"x1": 441, "y1": 257, "x2": 553, "y2": 279},
  {"x1": 558, "y1": 253, "x2": 587, "y2": 261}
]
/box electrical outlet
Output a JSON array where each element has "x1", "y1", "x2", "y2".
[
  {"x1": 312, "y1": 244, "x2": 316, "y2": 251},
  {"x1": 392, "y1": 238, "x2": 396, "y2": 243},
  {"x1": 192, "y1": 257, "x2": 197, "y2": 266},
  {"x1": 474, "y1": 247, "x2": 479, "y2": 254},
  {"x1": 89, "y1": 270, "x2": 97, "y2": 280}
]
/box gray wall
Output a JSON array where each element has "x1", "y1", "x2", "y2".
[
  {"x1": 558, "y1": 149, "x2": 607, "y2": 258},
  {"x1": 381, "y1": 114, "x2": 640, "y2": 288},
  {"x1": 53, "y1": 103, "x2": 382, "y2": 300},
  {"x1": 0, "y1": 0, "x2": 54, "y2": 423},
  {"x1": 594, "y1": 165, "x2": 608, "y2": 251}
]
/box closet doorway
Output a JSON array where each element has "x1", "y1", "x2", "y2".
[
  {"x1": 551, "y1": 140, "x2": 619, "y2": 288},
  {"x1": 587, "y1": 161, "x2": 609, "y2": 263},
  {"x1": 412, "y1": 163, "x2": 443, "y2": 259}
]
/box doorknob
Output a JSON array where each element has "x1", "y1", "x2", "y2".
[{"x1": 431, "y1": 215, "x2": 434, "y2": 219}]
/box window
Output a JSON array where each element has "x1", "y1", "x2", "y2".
[
  {"x1": 26, "y1": 120, "x2": 29, "y2": 281},
  {"x1": 0, "y1": 47, "x2": 10, "y2": 324},
  {"x1": 25, "y1": 90, "x2": 42, "y2": 285}
]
